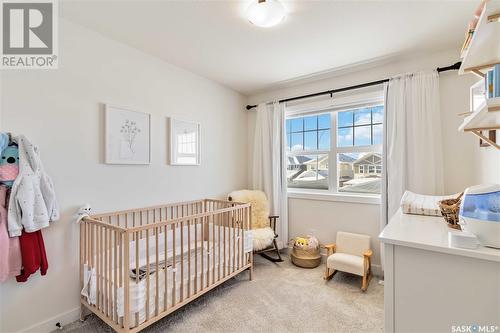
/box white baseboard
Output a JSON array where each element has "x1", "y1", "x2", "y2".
[
  {"x1": 19, "y1": 307, "x2": 80, "y2": 333},
  {"x1": 371, "y1": 264, "x2": 383, "y2": 277}
]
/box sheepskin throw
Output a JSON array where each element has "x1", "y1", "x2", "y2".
[
  {"x1": 228, "y1": 190, "x2": 270, "y2": 229},
  {"x1": 251, "y1": 227, "x2": 275, "y2": 251}
]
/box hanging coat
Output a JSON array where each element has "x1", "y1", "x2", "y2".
[
  {"x1": 0, "y1": 185, "x2": 22, "y2": 282},
  {"x1": 7, "y1": 135, "x2": 59, "y2": 237},
  {"x1": 16, "y1": 229, "x2": 48, "y2": 282}
]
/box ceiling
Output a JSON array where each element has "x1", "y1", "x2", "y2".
[{"x1": 61, "y1": 0, "x2": 476, "y2": 95}]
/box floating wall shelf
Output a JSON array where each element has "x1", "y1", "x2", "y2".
[
  {"x1": 458, "y1": 1, "x2": 500, "y2": 150},
  {"x1": 459, "y1": 98, "x2": 500, "y2": 149},
  {"x1": 459, "y1": 2, "x2": 500, "y2": 77}
]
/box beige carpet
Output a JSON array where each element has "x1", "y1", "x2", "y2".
[{"x1": 61, "y1": 254, "x2": 383, "y2": 333}]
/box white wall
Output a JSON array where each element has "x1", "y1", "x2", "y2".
[
  {"x1": 0, "y1": 19, "x2": 248, "y2": 333},
  {"x1": 247, "y1": 49, "x2": 500, "y2": 272}
]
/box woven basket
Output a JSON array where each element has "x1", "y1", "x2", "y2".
[
  {"x1": 291, "y1": 246, "x2": 321, "y2": 268},
  {"x1": 438, "y1": 193, "x2": 464, "y2": 230}
]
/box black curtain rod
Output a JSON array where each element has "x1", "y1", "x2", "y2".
[{"x1": 245, "y1": 61, "x2": 462, "y2": 110}]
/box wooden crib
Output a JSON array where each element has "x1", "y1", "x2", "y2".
[{"x1": 79, "y1": 199, "x2": 252, "y2": 332}]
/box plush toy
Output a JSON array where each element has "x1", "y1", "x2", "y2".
[
  {"x1": 0, "y1": 133, "x2": 8, "y2": 153},
  {"x1": 295, "y1": 237, "x2": 309, "y2": 248},
  {"x1": 294, "y1": 236, "x2": 319, "y2": 250},
  {"x1": 0, "y1": 144, "x2": 19, "y2": 187},
  {"x1": 75, "y1": 204, "x2": 92, "y2": 223}
]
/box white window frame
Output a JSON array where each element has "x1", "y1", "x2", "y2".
[{"x1": 285, "y1": 91, "x2": 384, "y2": 204}]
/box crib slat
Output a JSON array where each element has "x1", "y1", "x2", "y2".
[
  {"x1": 243, "y1": 207, "x2": 247, "y2": 267},
  {"x1": 241, "y1": 208, "x2": 244, "y2": 269},
  {"x1": 105, "y1": 225, "x2": 110, "y2": 318},
  {"x1": 172, "y1": 221, "x2": 176, "y2": 306},
  {"x1": 233, "y1": 213, "x2": 236, "y2": 273},
  {"x1": 140, "y1": 211, "x2": 143, "y2": 240},
  {"x1": 104, "y1": 227, "x2": 109, "y2": 316},
  {"x1": 135, "y1": 229, "x2": 139, "y2": 327},
  {"x1": 79, "y1": 221, "x2": 84, "y2": 307},
  {"x1": 212, "y1": 216, "x2": 215, "y2": 284},
  {"x1": 164, "y1": 223, "x2": 168, "y2": 312},
  {"x1": 101, "y1": 225, "x2": 105, "y2": 313},
  {"x1": 146, "y1": 227, "x2": 150, "y2": 321},
  {"x1": 238, "y1": 208, "x2": 243, "y2": 269},
  {"x1": 132, "y1": 212, "x2": 136, "y2": 242},
  {"x1": 155, "y1": 226, "x2": 159, "y2": 317},
  {"x1": 201, "y1": 216, "x2": 204, "y2": 290},
  {"x1": 217, "y1": 213, "x2": 221, "y2": 281},
  {"x1": 114, "y1": 230, "x2": 118, "y2": 324},
  {"x1": 123, "y1": 231, "x2": 130, "y2": 330},
  {"x1": 194, "y1": 217, "x2": 198, "y2": 294},
  {"x1": 236, "y1": 209, "x2": 240, "y2": 270},
  {"x1": 118, "y1": 229, "x2": 123, "y2": 327},
  {"x1": 187, "y1": 218, "x2": 191, "y2": 298},
  {"x1": 180, "y1": 220, "x2": 184, "y2": 302},
  {"x1": 224, "y1": 212, "x2": 227, "y2": 278},
  {"x1": 108, "y1": 224, "x2": 113, "y2": 315},
  {"x1": 96, "y1": 224, "x2": 101, "y2": 311},
  {"x1": 206, "y1": 216, "x2": 210, "y2": 288},
  {"x1": 228, "y1": 214, "x2": 232, "y2": 276}
]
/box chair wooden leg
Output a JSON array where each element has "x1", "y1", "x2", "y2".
[
  {"x1": 80, "y1": 304, "x2": 86, "y2": 322},
  {"x1": 249, "y1": 254, "x2": 254, "y2": 281},
  {"x1": 259, "y1": 239, "x2": 283, "y2": 262},
  {"x1": 361, "y1": 262, "x2": 372, "y2": 291},
  {"x1": 324, "y1": 268, "x2": 336, "y2": 280}
]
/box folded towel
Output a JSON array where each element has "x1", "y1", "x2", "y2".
[{"x1": 400, "y1": 191, "x2": 458, "y2": 216}]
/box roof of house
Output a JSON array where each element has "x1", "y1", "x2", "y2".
[
  {"x1": 339, "y1": 153, "x2": 356, "y2": 163},
  {"x1": 353, "y1": 152, "x2": 382, "y2": 165},
  {"x1": 288, "y1": 155, "x2": 313, "y2": 165}
]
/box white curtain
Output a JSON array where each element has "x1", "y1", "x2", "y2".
[
  {"x1": 252, "y1": 101, "x2": 288, "y2": 249},
  {"x1": 381, "y1": 70, "x2": 444, "y2": 232}
]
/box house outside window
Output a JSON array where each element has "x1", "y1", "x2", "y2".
[{"x1": 286, "y1": 102, "x2": 383, "y2": 195}]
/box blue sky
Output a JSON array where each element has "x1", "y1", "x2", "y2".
[{"x1": 286, "y1": 106, "x2": 383, "y2": 151}]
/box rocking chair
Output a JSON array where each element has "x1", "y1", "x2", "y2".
[{"x1": 228, "y1": 190, "x2": 283, "y2": 263}]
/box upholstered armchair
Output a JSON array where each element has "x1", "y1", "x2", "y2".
[{"x1": 324, "y1": 231, "x2": 372, "y2": 291}]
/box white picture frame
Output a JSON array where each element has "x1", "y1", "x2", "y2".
[
  {"x1": 168, "y1": 118, "x2": 201, "y2": 166},
  {"x1": 105, "y1": 104, "x2": 151, "y2": 165},
  {"x1": 470, "y1": 78, "x2": 486, "y2": 112}
]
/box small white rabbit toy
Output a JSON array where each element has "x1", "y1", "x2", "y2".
[{"x1": 75, "y1": 204, "x2": 92, "y2": 223}]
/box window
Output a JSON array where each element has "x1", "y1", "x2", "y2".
[
  {"x1": 286, "y1": 104, "x2": 383, "y2": 195},
  {"x1": 175, "y1": 131, "x2": 198, "y2": 164},
  {"x1": 286, "y1": 114, "x2": 330, "y2": 151}
]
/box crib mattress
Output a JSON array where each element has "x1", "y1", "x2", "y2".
[{"x1": 84, "y1": 239, "x2": 247, "y2": 329}]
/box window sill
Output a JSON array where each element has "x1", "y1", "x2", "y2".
[{"x1": 287, "y1": 189, "x2": 381, "y2": 205}]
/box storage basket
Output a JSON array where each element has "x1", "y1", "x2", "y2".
[
  {"x1": 290, "y1": 236, "x2": 321, "y2": 268},
  {"x1": 438, "y1": 192, "x2": 464, "y2": 230}
]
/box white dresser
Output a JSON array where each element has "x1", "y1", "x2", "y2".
[{"x1": 379, "y1": 210, "x2": 500, "y2": 333}]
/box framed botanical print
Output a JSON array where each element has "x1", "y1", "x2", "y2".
[{"x1": 105, "y1": 104, "x2": 151, "y2": 164}]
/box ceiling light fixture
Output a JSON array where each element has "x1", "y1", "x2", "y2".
[{"x1": 246, "y1": 0, "x2": 286, "y2": 28}]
